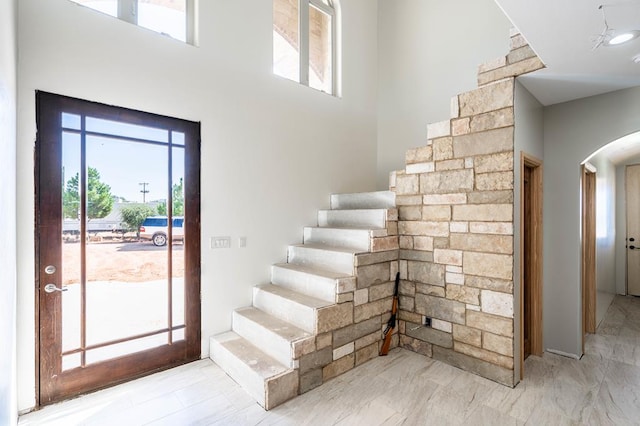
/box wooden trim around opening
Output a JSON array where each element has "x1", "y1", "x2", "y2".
[
  {"x1": 581, "y1": 164, "x2": 597, "y2": 350},
  {"x1": 520, "y1": 153, "x2": 543, "y2": 380}
]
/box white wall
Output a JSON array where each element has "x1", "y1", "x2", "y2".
[
  {"x1": 376, "y1": 0, "x2": 512, "y2": 189},
  {"x1": 513, "y1": 80, "x2": 543, "y2": 380},
  {"x1": 586, "y1": 153, "x2": 616, "y2": 326},
  {"x1": 0, "y1": 0, "x2": 18, "y2": 422},
  {"x1": 16, "y1": 0, "x2": 379, "y2": 411},
  {"x1": 543, "y1": 86, "x2": 640, "y2": 357}
]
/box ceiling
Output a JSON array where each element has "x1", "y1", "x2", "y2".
[{"x1": 495, "y1": 0, "x2": 640, "y2": 106}]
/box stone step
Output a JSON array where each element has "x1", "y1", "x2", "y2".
[
  {"x1": 209, "y1": 331, "x2": 298, "y2": 410},
  {"x1": 232, "y1": 307, "x2": 313, "y2": 368},
  {"x1": 271, "y1": 262, "x2": 355, "y2": 303},
  {"x1": 330, "y1": 191, "x2": 396, "y2": 210},
  {"x1": 317, "y1": 209, "x2": 388, "y2": 229},
  {"x1": 287, "y1": 243, "x2": 359, "y2": 275},
  {"x1": 303, "y1": 226, "x2": 378, "y2": 252},
  {"x1": 252, "y1": 283, "x2": 333, "y2": 333}
]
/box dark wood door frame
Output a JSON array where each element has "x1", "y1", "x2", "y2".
[
  {"x1": 520, "y1": 153, "x2": 543, "y2": 380},
  {"x1": 35, "y1": 91, "x2": 202, "y2": 406},
  {"x1": 581, "y1": 163, "x2": 597, "y2": 352}
]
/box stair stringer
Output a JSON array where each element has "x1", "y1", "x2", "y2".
[{"x1": 210, "y1": 191, "x2": 401, "y2": 410}]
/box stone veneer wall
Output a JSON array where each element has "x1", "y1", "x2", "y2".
[
  {"x1": 296, "y1": 212, "x2": 400, "y2": 393},
  {"x1": 389, "y1": 30, "x2": 544, "y2": 387}
]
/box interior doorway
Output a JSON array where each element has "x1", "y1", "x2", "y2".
[
  {"x1": 581, "y1": 163, "x2": 596, "y2": 351},
  {"x1": 35, "y1": 92, "x2": 202, "y2": 406},
  {"x1": 520, "y1": 153, "x2": 543, "y2": 379},
  {"x1": 626, "y1": 164, "x2": 640, "y2": 296}
]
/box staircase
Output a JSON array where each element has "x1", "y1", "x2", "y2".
[{"x1": 210, "y1": 190, "x2": 397, "y2": 409}]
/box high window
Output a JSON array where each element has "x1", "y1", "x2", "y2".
[
  {"x1": 273, "y1": 0, "x2": 338, "y2": 95},
  {"x1": 69, "y1": 0, "x2": 196, "y2": 44}
]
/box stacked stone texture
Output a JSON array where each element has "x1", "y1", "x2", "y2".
[
  {"x1": 296, "y1": 213, "x2": 399, "y2": 393},
  {"x1": 282, "y1": 30, "x2": 544, "y2": 398},
  {"x1": 390, "y1": 31, "x2": 543, "y2": 387}
]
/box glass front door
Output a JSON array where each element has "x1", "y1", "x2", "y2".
[{"x1": 36, "y1": 92, "x2": 201, "y2": 405}]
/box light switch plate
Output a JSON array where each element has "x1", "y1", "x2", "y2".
[{"x1": 211, "y1": 236, "x2": 231, "y2": 249}]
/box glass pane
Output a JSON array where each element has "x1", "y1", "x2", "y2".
[
  {"x1": 171, "y1": 147, "x2": 185, "y2": 331},
  {"x1": 273, "y1": 0, "x2": 300, "y2": 82},
  {"x1": 173, "y1": 328, "x2": 185, "y2": 342},
  {"x1": 309, "y1": 5, "x2": 332, "y2": 93},
  {"x1": 62, "y1": 353, "x2": 82, "y2": 371},
  {"x1": 138, "y1": 0, "x2": 187, "y2": 42},
  {"x1": 86, "y1": 117, "x2": 168, "y2": 143},
  {"x1": 61, "y1": 131, "x2": 82, "y2": 353},
  {"x1": 62, "y1": 113, "x2": 81, "y2": 130},
  {"x1": 86, "y1": 332, "x2": 168, "y2": 365},
  {"x1": 84, "y1": 134, "x2": 169, "y2": 347},
  {"x1": 172, "y1": 131, "x2": 185, "y2": 147},
  {"x1": 69, "y1": 0, "x2": 118, "y2": 18}
]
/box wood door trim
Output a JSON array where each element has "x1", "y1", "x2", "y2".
[
  {"x1": 35, "y1": 91, "x2": 202, "y2": 406},
  {"x1": 581, "y1": 164, "x2": 597, "y2": 347},
  {"x1": 520, "y1": 153, "x2": 543, "y2": 380}
]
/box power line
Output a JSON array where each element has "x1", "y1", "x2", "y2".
[{"x1": 139, "y1": 182, "x2": 150, "y2": 203}]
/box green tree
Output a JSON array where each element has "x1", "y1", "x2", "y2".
[
  {"x1": 119, "y1": 205, "x2": 155, "y2": 237},
  {"x1": 63, "y1": 167, "x2": 114, "y2": 219},
  {"x1": 156, "y1": 178, "x2": 184, "y2": 216}
]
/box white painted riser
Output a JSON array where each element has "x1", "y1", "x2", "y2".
[
  {"x1": 330, "y1": 191, "x2": 395, "y2": 210},
  {"x1": 303, "y1": 226, "x2": 371, "y2": 251},
  {"x1": 209, "y1": 332, "x2": 298, "y2": 410},
  {"x1": 232, "y1": 307, "x2": 309, "y2": 368},
  {"x1": 318, "y1": 209, "x2": 387, "y2": 228},
  {"x1": 252, "y1": 284, "x2": 331, "y2": 334},
  {"x1": 287, "y1": 244, "x2": 357, "y2": 275},
  {"x1": 271, "y1": 263, "x2": 343, "y2": 303}
]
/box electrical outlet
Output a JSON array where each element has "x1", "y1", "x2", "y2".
[{"x1": 210, "y1": 236, "x2": 231, "y2": 249}]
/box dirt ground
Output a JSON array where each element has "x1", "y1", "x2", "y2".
[{"x1": 62, "y1": 236, "x2": 184, "y2": 284}]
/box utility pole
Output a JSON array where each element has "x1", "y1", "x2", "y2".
[{"x1": 139, "y1": 182, "x2": 150, "y2": 203}]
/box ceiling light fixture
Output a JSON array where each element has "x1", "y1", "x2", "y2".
[
  {"x1": 608, "y1": 30, "x2": 640, "y2": 46},
  {"x1": 593, "y1": 4, "x2": 640, "y2": 49}
]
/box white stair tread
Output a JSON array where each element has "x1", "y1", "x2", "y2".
[
  {"x1": 311, "y1": 225, "x2": 384, "y2": 231},
  {"x1": 235, "y1": 307, "x2": 312, "y2": 342},
  {"x1": 331, "y1": 191, "x2": 395, "y2": 209},
  {"x1": 211, "y1": 331, "x2": 290, "y2": 380},
  {"x1": 256, "y1": 284, "x2": 333, "y2": 309},
  {"x1": 320, "y1": 208, "x2": 389, "y2": 214},
  {"x1": 290, "y1": 242, "x2": 363, "y2": 254},
  {"x1": 273, "y1": 262, "x2": 353, "y2": 280}
]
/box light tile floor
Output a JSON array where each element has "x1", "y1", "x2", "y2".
[{"x1": 19, "y1": 295, "x2": 640, "y2": 425}]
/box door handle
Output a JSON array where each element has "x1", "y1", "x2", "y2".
[
  {"x1": 630, "y1": 246, "x2": 637, "y2": 250},
  {"x1": 44, "y1": 283, "x2": 68, "y2": 293}
]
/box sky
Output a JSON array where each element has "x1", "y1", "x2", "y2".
[{"x1": 62, "y1": 114, "x2": 185, "y2": 203}]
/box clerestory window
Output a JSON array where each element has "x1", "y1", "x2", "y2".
[
  {"x1": 69, "y1": 0, "x2": 197, "y2": 45},
  {"x1": 273, "y1": 0, "x2": 339, "y2": 96}
]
